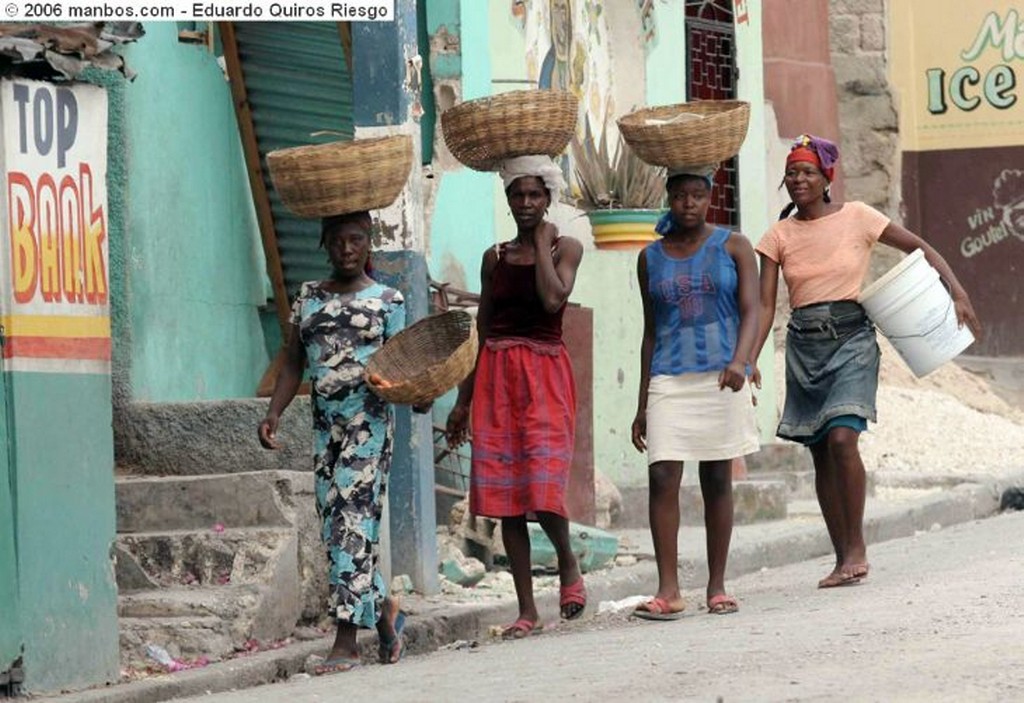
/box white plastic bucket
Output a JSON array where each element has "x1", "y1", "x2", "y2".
[{"x1": 857, "y1": 249, "x2": 975, "y2": 377}]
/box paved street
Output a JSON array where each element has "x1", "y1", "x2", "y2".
[{"x1": 177, "y1": 510, "x2": 1024, "y2": 702}]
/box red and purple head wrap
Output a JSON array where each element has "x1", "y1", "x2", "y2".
[{"x1": 786, "y1": 134, "x2": 839, "y2": 182}]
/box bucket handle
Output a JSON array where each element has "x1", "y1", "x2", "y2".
[{"x1": 876, "y1": 283, "x2": 958, "y2": 341}]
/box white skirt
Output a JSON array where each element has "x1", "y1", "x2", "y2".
[{"x1": 646, "y1": 371, "x2": 760, "y2": 464}]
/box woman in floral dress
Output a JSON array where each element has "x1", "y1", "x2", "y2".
[{"x1": 258, "y1": 211, "x2": 423, "y2": 674}]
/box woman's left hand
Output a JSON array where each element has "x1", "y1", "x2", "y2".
[
  {"x1": 534, "y1": 221, "x2": 559, "y2": 248},
  {"x1": 953, "y1": 292, "x2": 983, "y2": 341},
  {"x1": 718, "y1": 361, "x2": 747, "y2": 392}
]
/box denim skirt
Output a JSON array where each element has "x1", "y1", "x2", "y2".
[{"x1": 778, "y1": 301, "x2": 880, "y2": 443}]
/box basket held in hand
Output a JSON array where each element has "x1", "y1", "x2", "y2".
[
  {"x1": 441, "y1": 90, "x2": 578, "y2": 171},
  {"x1": 617, "y1": 101, "x2": 750, "y2": 168},
  {"x1": 267, "y1": 135, "x2": 413, "y2": 218},
  {"x1": 365, "y1": 310, "x2": 478, "y2": 405}
]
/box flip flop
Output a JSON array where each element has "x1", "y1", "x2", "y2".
[
  {"x1": 559, "y1": 578, "x2": 587, "y2": 620},
  {"x1": 815, "y1": 564, "x2": 864, "y2": 589},
  {"x1": 378, "y1": 611, "x2": 407, "y2": 664},
  {"x1": 313, "y1": 656, "x2": 361, "y2": 676},
  {"x1": 707, "y1": 593, "x2": 739, "y2": 615},
  {"x1": 845, "y1": 563, "x2": 870, "y2": 580},
  {"x1": 500, "y1": 618, "x2": 544, "y2": 640},
  {"x1": 632, "y1": 597, "x2": 686, "y2": 621}
]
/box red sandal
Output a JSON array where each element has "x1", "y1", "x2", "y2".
[
  {"x1": 501, "y1": 618, "x2": 544, "y2": 640},
  {"x1": 559, "y1": 578, "x2": 587, "y2": 620}
]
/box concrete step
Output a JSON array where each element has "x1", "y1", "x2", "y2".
[
  {"x1": 118, "y1": 584, "x2": 263, "y2": 619},
  {"x1": 745, "y1": 470, "x2": 877, "y2": 500},
  {"x1": 116, "y1": 527, "x2": 293, "y2": 589},
  {"x1": 115, "y1": 399, "x2": 315, "y2": 475},
  {"x1": 118, "y1": 584, "x2": 297, "y2": 653},
  {"x1": 115, "y1": 472, "x2": 306, "y2": 533},
  {"x1": 119, "y1": 615, "x2": 235, "y2": 665},
  {"x1": 616, "y1": 480, "x2": 788, "y2": 529},
  {"x1": 745, "y1": 442, "x2": 813, "y2": 473}
]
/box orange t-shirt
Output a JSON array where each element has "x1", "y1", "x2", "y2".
[{"x1": 756, "y1": 201, "x2": 891, "y2": 309}]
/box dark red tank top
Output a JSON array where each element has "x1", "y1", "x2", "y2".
[{"x1": 487, "y1": 242, "x2": 565, "y2": 344}]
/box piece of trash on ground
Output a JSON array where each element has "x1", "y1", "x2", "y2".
[{"x1": 597, "y1": 594, "x2": 650, "y2": 615}]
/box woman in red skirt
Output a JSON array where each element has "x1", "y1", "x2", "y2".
[{"x1": 446, "y1": 155, "x2": 586, "y2": 639}]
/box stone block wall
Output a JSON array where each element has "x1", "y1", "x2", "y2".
[{"x1": 830, "y1": 0, "x2": 900, "y2": 220}]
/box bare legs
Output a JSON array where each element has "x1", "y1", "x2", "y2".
[
  {"x1": 642, "y1": 459, "x2": 734, "y2": 614},
  {"x1": 501, "y1": 510, "x2": 582, "y2": 633},
  {"x1": 699, "y1": 460, "x2": 734, "y2": 602},
  {"x1": 323, "y1": 596, "x2": 399, "y2": 666},
  {"x1": 646, "y1": 461, "x2": 686, "y2": 610},
  {"x1": 811, "y1": 427, "x2": 869, "y2": 586}
]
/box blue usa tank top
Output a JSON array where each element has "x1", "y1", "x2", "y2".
[{"x1": 646, "y1": 227, "x2": 741, "y2": 375}]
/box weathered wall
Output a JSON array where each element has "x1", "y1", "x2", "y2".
[
  {"x1": 829, "y1": 0, "x2": 899, "y2": 216},
  {"x1": 7, "y1": 373, "x2": 119, "y2": 692},
  {"x1": 119, "y1": 24, "x2": 270, "y2": 402},
  {"x1": 889, "y1": 0, "x2": 1024, "y2": 358},
  {"x1": 763, "y1": 0, "x2": 845, "y2": 202}
]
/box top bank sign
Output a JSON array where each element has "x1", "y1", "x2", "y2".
[
  {"x1": 1, "y1": 79, "x2": 111, "y2": 372},
  {"x1": 926, "y1": 9, "x2": 1024, "y2": 114}
]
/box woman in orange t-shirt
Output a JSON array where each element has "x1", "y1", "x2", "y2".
[{"x1": 751, "y1": 135, "x2": 981, "y2": 588}]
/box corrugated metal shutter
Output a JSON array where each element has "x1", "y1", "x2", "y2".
[{"x1": 233, "y1": 22, "x2": 354, "y2": 298}]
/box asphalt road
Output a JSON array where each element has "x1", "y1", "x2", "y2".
[{"x1": 178, "y1": 511, "x2": 1024, "y2": 702}]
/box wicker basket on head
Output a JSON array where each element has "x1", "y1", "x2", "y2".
[
  {"x1": 364, "y1": 310, "x2": 478, "y2": 405},
  {"x1": 441, "y1": 90, "x2": 578, "y2": 171},
  {"x1": 617, "y1": 101, "x2": 750, "y2": 168},
  {"x1": 266, "y1": 135, "x2": 413, "y2": 219}
]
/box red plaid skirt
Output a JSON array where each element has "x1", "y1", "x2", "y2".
[{"x1": 469, "y1": 339, "x2": 576, "y2": 518}]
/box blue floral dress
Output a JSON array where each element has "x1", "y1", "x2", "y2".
[{"x1": 289, "y1": 280, "x2": 405, "y2": 628}]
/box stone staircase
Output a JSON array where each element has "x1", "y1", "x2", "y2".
[{"x1": 114, "y1": 470, "x2": 324, "y2": 669}]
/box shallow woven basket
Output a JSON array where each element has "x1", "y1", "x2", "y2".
[
  {"x1": 364, "y1": 310, "x2": 478, "y2": 405},
  {"x1": 617, "y1": 101, "x2": 750, "y2": 168},
  {"x1": 441, "y1": 90, "x2": 578, "y2": 171},
  {"x1": 266, "y1": 135, "x2": 413, "y2": 218}
]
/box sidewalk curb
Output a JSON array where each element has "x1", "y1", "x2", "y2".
[{"x1": 39, "y1": 470, "x2": 1024, "y2": 703}]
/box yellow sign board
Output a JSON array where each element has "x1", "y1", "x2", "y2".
[{"x1": 891, "y1": 1, "x2": 1024, "y2": 151}]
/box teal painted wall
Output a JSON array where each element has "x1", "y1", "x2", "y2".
[
  {"x1": 645, "y1": 1, "x2": 687, "y2": 106},
  {"x1": 120, "y1": 24, "x2": 269, "y2": 402},
  {"x1": 9, "y1": 372, "x2": 118, "y2": 692},
  {"x1": 733, "y1": 3, "x2": 778, "y2": 441},
  {"x1": 571, "y1": 252, "x2": 648, "y2": 484},
  {"x1": 0, "y1": 367, "x2": 20, "y2": 671}
]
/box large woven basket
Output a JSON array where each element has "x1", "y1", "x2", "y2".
[
  {"x1": 364, "y1": 310, "x2": 478, "y2": 405},
  {"x1": 267, "y1": 135, "x2": 413, "y2": 218},
  {"x1": 617, "y1": 101, "x2": 750, "y2": 168},
  {"x1": 441, "y1": 90, "x2": 578, "y2": 171}
]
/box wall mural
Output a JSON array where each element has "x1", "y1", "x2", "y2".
[{"x1": 519, "y1": 0, "x2": 612, "y2": 137}]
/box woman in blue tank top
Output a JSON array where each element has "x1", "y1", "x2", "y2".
[{"x1": 630, "y1": 166, "x2": 761, "y2": 619}]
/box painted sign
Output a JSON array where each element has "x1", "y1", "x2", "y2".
[
  {"x1": 0, "y1": 79, "x2": 110, "y2": 373},
  {"x1": 891, "y1": 1, "x2": 1024, "y2": 151}
]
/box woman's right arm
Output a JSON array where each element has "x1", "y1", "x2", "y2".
[
  {"x1": 632, "y1": 250, "x2": 655, "y2": 453},
  {"x1": 446, "y1": 248, "x2": 497, "y2": 447},
  {"x1": 258, "y1": 325, "x2": 305, "y2": 449},
  {"x1": 749, "y1": 254, "x2": 780, "y2": 385}
]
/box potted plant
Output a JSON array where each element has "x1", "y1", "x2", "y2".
[{"x1": 570, "y1": 116, "x2": 665, "y2": 250}]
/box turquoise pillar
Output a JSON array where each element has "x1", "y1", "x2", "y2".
[
  {"x1": 0, "y1": 78, "x2": 119, "y2": 693},
  {"x1": 354, "y1": 1, "x2": 439, "y2": 595}
]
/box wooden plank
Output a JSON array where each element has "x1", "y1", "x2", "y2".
[
  {"x1": 338, "y1": 22, "x2": 353, "y2": 75},
  {"x1": 218, "y1": 21, "x2": 291, "y2": 333}
]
